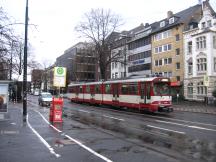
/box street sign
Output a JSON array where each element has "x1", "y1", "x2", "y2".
[
  {"x1": 203, "y1": 75, "x2": 209, "y2": 87},
  {"x1": 53, "y1": 67, "x2": 67, "y2": 87}
]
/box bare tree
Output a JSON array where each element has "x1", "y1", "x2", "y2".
[
  {"x1": 0, "y1": 7, "x2": 39, "y2": 79},
  {"x1": 75, "y1": 8, "x2": 122, "y2": 80}
]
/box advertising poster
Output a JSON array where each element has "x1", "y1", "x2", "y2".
[{"x1": 0, "y1": 84, "x2": 8, "y2": 113}]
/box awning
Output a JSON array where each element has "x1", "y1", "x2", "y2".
[{"x1": 170, "y1": 81, "x2": 181, "y2": 86}]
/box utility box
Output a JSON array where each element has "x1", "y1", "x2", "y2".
[{"x1": 49, "y1": 97, "x2": 63, "y2": 122}]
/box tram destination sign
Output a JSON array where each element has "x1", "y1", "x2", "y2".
[{"x1": 53, "y1": 67, "x2": 67, "y2": 87}]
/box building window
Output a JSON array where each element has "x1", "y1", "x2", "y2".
[
  {"x1": 207, "y1": 20, "x2": 212, "y2": 27},
  {"x1": 213, "y1": 36, "x2": 216, "y2": 49},
  {"x1": 164, "y1": 58, "x2": 172, "y2": 65},
  {"x1": 112, "y1": 73, "x2": 114, "y2": 79},
  {"x1": 168, "y1": 71, "x2": 172, "y2": 77},
  {"x1": 197, "y1": 58, "x2": 207, "y2": 72},
  {"x1": 176, "y1": 76, "x2": 180, "y2": 81},
  {"x1": 176, "y1": 48, "x2": 180, "y2": 55},
  {"x1": 154, "y1": 30, "x2": 171, "y2": 41},
  {"x1": 202, "y1": 22, "x2": 206, "y2": 28},
  {"x1": 168, "y1": 58, "x2": 172, "y2": 64},
  {"x1": 176, "y1": 62, "x2": 180, "y2": 69},
  {"x1": 155, "y1": 44, "x2": 171, "y2": 53},
  {"x1": 160, "y1": 21, "x2": 165, "y2": 27},
  {"x1": 169, "y1": 17, "x2": 175, "y2": 24},
  {"x1": 187, "y1": 83, "x2": 193, "y2": 97},
  {"x1": 197, "y1": 81, "x2": 207, "y2": 95},
  {"x1": 214, "y1": 57, "x2": 216, "y2": 72},
  {"x1": 115, "y1": 72, "x2": 118, "y2": 78},
  {"x1": 159, "y1": 59, "x2": 163, "y2": 66},
  {"x1": 164, "y1": 58, "x2": 168, "y2": 65},
  {"x1": 196, "y1": 36, "x2": 206, "y2": 49},
  {"x1": 188, "y1": 62, "x2": 193, "y2": 74},
  {"x1": 155, "y1": 60, "x2": 158, "y2": 66},
  {"x1": 188, "y1": 41, "x2": 192, "y2": 54},
  {"x1": 112, "y1": 63, "x2": 114, "y2": 69},
  {"x1": 115, "y1": 62, "x2": 118, "y2": 68},
  {"x1": 176, "y1": 34, "x2": 180, "y2": 41},
  {"x1": 168, "y1": 44, "x2": 172, "y2": 50}
]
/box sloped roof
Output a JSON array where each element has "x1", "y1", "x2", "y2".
[{"x1": 151, "y1": 4, "x2": 202, "y2": 34}]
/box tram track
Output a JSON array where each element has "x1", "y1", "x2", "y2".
[
  {"x1": 64, "y1": 101, "x2": 216, "y2": 136},
  {"x1": 63, "y1": 101, "x2": 216, "y2": 162}
]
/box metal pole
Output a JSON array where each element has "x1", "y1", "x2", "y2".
[
  {"x1": 23, "y1": 0, "x2": 28, "y2": 121},
  {"x1": 10, "y1": 41, "x2": 13, "y2": 80},
  {"x1": 124, "y1": 46, "x2": 126, "y2": 78}
]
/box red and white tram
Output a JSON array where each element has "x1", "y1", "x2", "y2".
[{"x1": 67, "y1": 77, "x2": 173, "y2": 113}]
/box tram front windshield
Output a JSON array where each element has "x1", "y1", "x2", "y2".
[{"x1": 153, "y1": 82, "x2": 170, "y2": 96}]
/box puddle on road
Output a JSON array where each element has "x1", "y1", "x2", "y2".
[{"x1": 54, "y1": 138, "x2": 85, "y2": 148}]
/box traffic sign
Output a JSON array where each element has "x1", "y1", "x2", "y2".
[{"x1": 53, "y1": 67, "x2": 67, "y2": 87}]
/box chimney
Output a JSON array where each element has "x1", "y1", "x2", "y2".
[
  {"x1": 145, "y1": 23, "x2": 149, "y2": 27},
  {"x1": 167, "y1": 11, "x2": 173, "y2": 18}
]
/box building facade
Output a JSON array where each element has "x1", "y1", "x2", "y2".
[
  {"x1": 127, "y1": 24, "x2": 152, "y2": 77},
  {"x1": 56, "y1": 42, "x2": 97, "y2": 83},
  {"x1": 110, "y1": 31, "x2": 128, "y2": 79},
  {"x1": 183, "y1": 1, "x2": 216, "y2": 101}
]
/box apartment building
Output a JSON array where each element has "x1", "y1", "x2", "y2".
[
  {"x1": 127, "y1": 24, "x2": 152, "y2": 77},
  {"x1": 111, "y1": 23, "x2": 153, "y2": 78},
  {"x1": 110, "y1": 31, "x2": 128, "y2": 79},
  {"x1": 151, "y1": 4, "x2": 202, "y2": 96},
  {"x1": 183, "y1": 1, "x2": 216, "y2": 101}
]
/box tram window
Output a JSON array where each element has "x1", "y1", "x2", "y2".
[
  {"x1": 95, "y1": 85, "x2": 101, "y2": 93},
  {"x1": 105, "y1": 84, "x2": 111, "y2": 94},
  {"x1": 86, "y1": 85, "x2": 90, "y2": 93},
  {"x1": 68, "y1": 87, "x2": 74, "y2": 93},
  {"x1": 79, "y1": 86, "x2": 83, "y2": 93},
  {"x1": 128, "y1": 83, "x2": 138, "y2": 95},
  {"x1": 75, "y1": 86, "x2": 79, "y2": 95},
  {"x1": 121, "y1": 84, "x2": 128, "y2": 94},
  {"x1": 146, "y1": 84, "x2": 151, "y2": 99},
  {"x1": 153, "y1": 83, "x2": 169, "y2": 95}
]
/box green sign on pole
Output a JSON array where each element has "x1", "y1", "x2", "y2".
[{"x1": 53, "y1": 67, "x2": 67, "y2": 87}]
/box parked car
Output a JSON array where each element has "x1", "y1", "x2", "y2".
[
  {"x1": 38, "y1": 92, "x2": 53, "y2": 106},
  {"x1": 34, "y1": 89, "x2": 40, "y2": 96}
]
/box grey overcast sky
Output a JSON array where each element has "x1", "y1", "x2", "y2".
[{"x1": 1, "y1": 0, "x2": 216, "y2": 64}]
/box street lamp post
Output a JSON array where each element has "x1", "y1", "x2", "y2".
[{"x1": 23, "y1": 0, "x2": 28, "y2": 121}]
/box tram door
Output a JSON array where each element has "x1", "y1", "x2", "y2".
[
  {"x1": 140, "y1": 82, "x2": 146, "y2": 104},
  {"x1": 140, "y1": 82, "x2": 151, "y2": 104},
  {"x1": 112, "y1": 83, "x2": 119, "y2": 102}
]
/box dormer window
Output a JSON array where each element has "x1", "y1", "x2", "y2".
[
  {"x1": 207, "y1": 20, "x2": 212, "y2": 27},
  {"x1": 169, "y1": 17, "x2": 175, "y2": 24},
  {"x1": 160, "y1": 21, "x2": 165, "y2": 28},
  {"x1": 202, "y1": 22, "x2": 206, "y2": 28}
]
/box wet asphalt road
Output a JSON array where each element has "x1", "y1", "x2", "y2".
[{"x1": 0, "y1": 95, "x2": 186, "y2": 162}]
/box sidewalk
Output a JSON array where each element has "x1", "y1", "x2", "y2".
[
  {"x1": 172, "y1": 100, "x2": 216, "y2": 115},
  {"x1": 0, "y1": 102, "x2": 59, "y2": 162}
]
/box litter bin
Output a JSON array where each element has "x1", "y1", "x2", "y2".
[{"x1": 49, "y1": 97, "x2": 63, "y2": 122}]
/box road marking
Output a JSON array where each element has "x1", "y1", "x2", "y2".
[
  {"x1": 34, "y1": 110, "x2": 62, "y2": 133},
  {"x1": 103, "y1": 115, "x2": 125, "y2": 121},
  {"x1": 155, "y1": 120, "x2": 216, "y2": 132},
  {"x1": 33, "y1": 106, "x2": 113, "y2": 162},
  {"x1": 147, "y1": 125, "x2": 185, "y2": 134},
  {"x1": 27, "y1": 114, "x2": 61, "y2": 158},
  {"x1": 65, "y1": 135, "x2": 113, "y2": 162},
  {"x1": 78, "y1": 110, "x2": 90, "y2": 113},
  {"x1": 143, "y1": 113, "x2": 216, "y2": 127}
]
